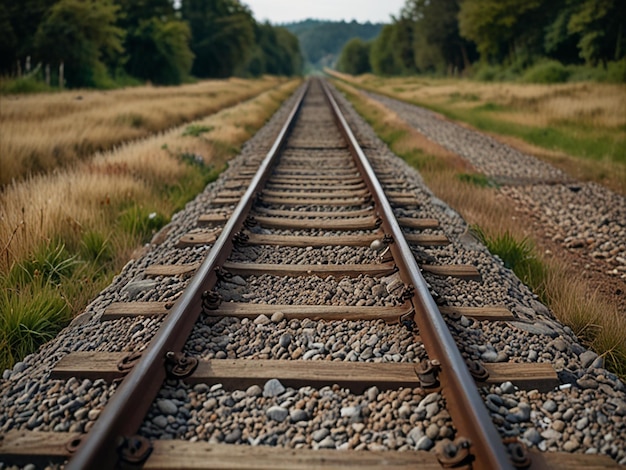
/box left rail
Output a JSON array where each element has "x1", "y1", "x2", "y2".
[{"x1": 65, "y1": 81, "x2": 310, "y2": 470}]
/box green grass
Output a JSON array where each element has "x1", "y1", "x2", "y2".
[
  {"x1": 0, "y1": 281, "x2": 71, "y2": 368},
  {"x1": 182, "y1": 124, "x2": 214, "y2": 137},
  {"x1": 456, "y1": 173, "x2": 498, "y2": 188},
  {"x1": 472, "y1": 227, "x2": 548, "y2": 301},
  {"x1": 421, "y1": 103, "x2": 625, "y2": 165}
]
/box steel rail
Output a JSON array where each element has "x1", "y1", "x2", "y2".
[
  {"x1": 66, "y1": 81, "x2": 310, "y2": 469},
  {"x1": 320, "y1": 79, "x2": 515, "y2": 470}
]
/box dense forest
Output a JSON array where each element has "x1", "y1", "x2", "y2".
[
  {"x1": 338, "y1": 0, "x2": 626, "y2": 82},
  {"x1": 0, "y1": 0, "x2": 303, "y2": 88},
  {"x1": 284, "y1": 19, "x2": 383, "y2": 70}
]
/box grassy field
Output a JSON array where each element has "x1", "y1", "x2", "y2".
[
  {"x1": 329, "y1": 71, "x2": 626, "y2": 195},
  {"x1": 334, "y1": 80, "x2": 626, "y2": 380},
  {"x1": 0, "y1": 79, "x2": 301, "y2": 369},
  {"x1": 0, "y1": 76, "x2": 288, "y2": 186}
]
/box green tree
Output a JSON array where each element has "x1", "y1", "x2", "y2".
[
  {"x1": 240, "y1": 23, "x2": 303, "y2": 77},
  {"x1": 125, "y1": 18, "x2": 194, "y2": 84},
  {"x1": 0, "y1": 0, "x2": 60, "y2": 75},
  {"x1": 370, "y1": 24, "x2": 402, "y2": 75},
  {"x1": 181, "y1": 0, "x2": 255, "y2": 78},
  {"x1": 114, "y1": 0, "x2": 194, "y2": 84},
  {"x1": 568, "y1": 0, "x2": 626, "y2": 65},
  {"x1": 33, "y1": 0, "x2": 124, "y2": 87},
  {"x1": 404, "y1": 0, "x2": 476, "y2": 74},
  {"x1": 337, "y1": 38, "x2": 371, "y2": 75},
  {"x1": 458, "y1": 0, "x2": 543, "y2": 64}
]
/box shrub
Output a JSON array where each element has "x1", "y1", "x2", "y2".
[
  {"x1": 0, "y1": 282, "x2": 70, "y2": 370},
  {"x1": 522, "y1": 60, "x2": 571, "y2": 83},
  {"x1": 0, "y1": 76, "x2": 55, "y2": 94}
]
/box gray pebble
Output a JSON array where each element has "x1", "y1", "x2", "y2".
[
  {"x1": 263, "y1": 379, "x2": 285, "y2": 397},
  {"x1": 266, "y1": 405, "x2": 288, "y2": 422}
]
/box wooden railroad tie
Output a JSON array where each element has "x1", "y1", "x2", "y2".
[
  {"x1": 1, "y1": 430, "x2": 619, "y2": 469},
  {"x1": 51, "y1": 354, "x2": 559, "y2": 392},
  {"x1": 102, "y1": 302, "x2": 513, "y2": 323},
  {"x1": 143, "y1": 260, "x2": 478, "y2": 281}
]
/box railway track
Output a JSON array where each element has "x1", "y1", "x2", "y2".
[{"x1": 0, "y1": 79, "x2": 623, "y2": 469}]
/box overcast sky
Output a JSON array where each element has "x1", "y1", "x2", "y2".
[{"x1": 242, "y1": 0, "x2": 406, "y2": 24}]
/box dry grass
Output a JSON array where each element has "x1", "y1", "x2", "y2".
[
  {"x1": 333, "y1": 72, "x2": 626, "y2": 129},
  {"x1": 1, "y1": 80, "x2": 301, "y2": 274},
  {"x1": 335, "y1": 80, "x2": 626, "y2": 379},
  {"x1": 329, "y1": 70, "x2": 626, "y2": 195},
  {"x1": 0, "y1": 76, "x2": 288, "y2": 186},
  {"x1": 0, "y1": 78, "x2": 300, "y2": 369}
]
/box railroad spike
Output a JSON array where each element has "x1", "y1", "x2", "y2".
[
  {"x1": 503, "y1": 437, "x2": 531, "y2": 469},
  {"x1": 415, "y1": 358, "x2": 441, "y2": 389},
  {"x1": 201, "y1": 290, "x2": 222, "y2": 311},
  {"x1": 435, "y1": 437, "x2": 473, "y2": 469},
  {"x1": 244, "y1": 216, "x2": 258, "y2": 228},
  {"x1": 117, "y1": 435, "x2": 153, "y2": 466},
  {"x1": 165, "y1": 351, "x2": 199, "y2": 379},
  {"x1": 233, "y1": 231, "x2": 249, "y2": 245},
  {"x1": 466, "y1": 359, "x2": 490, "y2": 382},
  {"x1": 116, "y1": 351, "x2": 143, "y2": 376}
]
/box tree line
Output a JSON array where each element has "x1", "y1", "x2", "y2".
[
  {"x1": 337, "y1": 0, "x2": 626, "y2": 81},
  {"x1": 0, "y1": 0, "x2": 303, "y2": 88},
  {"x1": 285, "y1": 19, "x2": 382, "y2": 70}
]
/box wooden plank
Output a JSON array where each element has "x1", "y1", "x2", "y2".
[
  {"x1": 197, "y1": 213, "x2": 230, "y2": 226},
  {"x1": 397, "y1": 218, "x2": 439, "y2": 229},
  {"x1": 404, "y1": 233, "x2": 450, "y2": 246},
  {"x1": 254, "y1": 215, "x2": 378, "y2": 231},
  {"x1": 1, "y1": 432, "x2": 618, "y2": 470},
  {"x1": 421, "y1": 264, "x2": 482, "y2": 281},
  {"x1": 145, "y1": 441, "x2": 439, "y2": 469},
  {"x1": 388, "y1": 197, "x2": 420, "y2": 207},
  {"x1": 0, "y1": 431, "x2": 78, "y2": 464},
  {"x1": 102, "y1": 301, "x2": 413, "y2": 323},
  {"x1": 268, "y1": 177, "x2": 363, "y2": 186},
  {"x1": 484, "y1": 363, "x2": 558, "y2": 392},
  {"x1": 254, "y1": 207, "x2": 374, "y2": 218},
  {"x1": 51, "y1": 352, "x2": 127, "y2": 381},
  {"x1": 267, "y1": 182, "x2": 365, "y2": 190},
  {"x1": 212, "y1": 198, "x2": 241, "y2": 206},
  {"x1": 211, "y1": 302, "x2": 413, "y2": 322},
  {"x1": 259, "y1": 196, "x2": 369, "y2": 206},
  {"x1": 145, "y1": 263, "x2": 200, "y2": 277},
  {"x1": 221, "y1": 261, "x2": 396, "y2": 278},
  {"x1": 532, "y1": 451, "x2": 621, "y2": 469},
  {"x1": 439, "y1": 306, "x2": 514, "y2": 322},
  {"x1": 273, "y1": 171, "x2": 359, "y2": 179},
  {"x1": 177, "y1": 230, "x2": 221, "y2": 248},
  {"x1": 51, "y1": 355, "x2": 558, "y2": 392},
  {"x1": 245, "y1": 233, "x2": 381, "y2": 247},
  {"x1": 262, "y1": 189, "x2": 369, "y2": 199},
  {"x1": 216, "y1": 190, "x2": 245, "y2": 198},
  {"x1": 102, "y1": 302, "x2": 171, "y2": 321},
  {"x1": 385, "y1": 191, "x2": 418, "y2": 199}
]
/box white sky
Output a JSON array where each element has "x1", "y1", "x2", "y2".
[{"x1": 242, "y1": 0, "x2": 406, "y2": 24}]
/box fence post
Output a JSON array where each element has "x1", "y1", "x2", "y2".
[
  {"x1": 59, "y1": 62, "x2": 64, "y2": 89},
  {"x1": 45, "y1": 64, "x2": 51, "y2": 86}
]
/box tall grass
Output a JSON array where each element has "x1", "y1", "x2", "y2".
[
  {"x1": 0, "y1": 76, "x2": 288, "y2": 186},
  {"x1": 0, "y1": 79, "x2": 301, "y2": 370},
  {"x1": 335, "y1": 80, "x2": 626, "y2": 380},
  {"x1": 329, "y1": 70, "x2": 626, "y2": 195}
]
